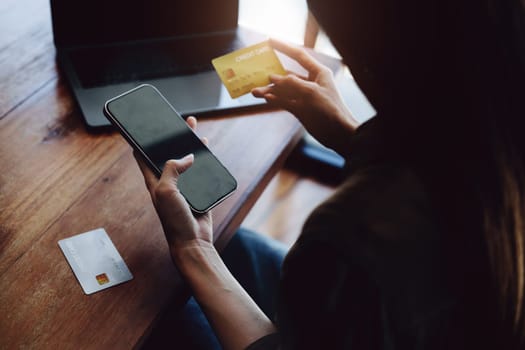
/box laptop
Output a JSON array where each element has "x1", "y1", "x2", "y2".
[{"x1": 51, "y1": 0, "x2": 267, "y2": 131}]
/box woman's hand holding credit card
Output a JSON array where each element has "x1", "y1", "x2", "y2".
[
  {"x1": 211, "y1": 40, "x2": 286, "y2": 98},
  {"x1": 243, "y1": 39, "x2": 359, "y2": 158}
]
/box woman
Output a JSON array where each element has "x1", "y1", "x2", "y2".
[{"x1": 137, "y1": 0, "x2": 525, "y2": 348}]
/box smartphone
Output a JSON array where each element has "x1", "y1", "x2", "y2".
[{"x1": 103, "y1": 84, "x2": 237, "y2": 213}]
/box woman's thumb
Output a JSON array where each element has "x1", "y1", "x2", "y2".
[{"x1": 162, "y1": 154, "x2": 194, "y2": 180}]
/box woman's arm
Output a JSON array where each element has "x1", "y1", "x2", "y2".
[
  {"x1": 252, "y1": 39, "x2": 360, "y2": 157},
  {"x1": 134, "y1": 117, "x2": 275, "y2": 350},
  {"x1": 174, "y1": 239, "x2": 276, "y2": 350}
]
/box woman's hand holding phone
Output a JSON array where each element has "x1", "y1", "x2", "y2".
[
  {"x1": 134, "y1": 116, "x2": 214, "y2": 257},
  {"x1": 104, "y1": 84, "x2": 236, "y2": 213}
]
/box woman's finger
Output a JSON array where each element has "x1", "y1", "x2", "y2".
[
  {"x1": 254, "y1": 75, "x2": 312, "y2": 112},
  {"x1": 262, "y1": 93, "x2": 278, "y2": 102},
  {"x1": 161, "y1": 154, "x2": 195, "y2": 184},
  {"x1": 252, "y1": 85, "x2": 274, "y2": 98},
  {"x1": 285, "y1": 70, "x2": 308, "y2": 81},
  {"x1": 186, "y1": 116, "x2": 209, "y2": 146},
  {"x1": 155, "y1": 155, "x2": 194, "y2": 210},
  {"x1": 133, "y1": 151, "x2": 158, "y2": 193},
  {"x1": 270, "y1": 74, "x2": 317, "y2": 100},
  {"x1": 186, "y1": 116, "x2": 197, "y2": 131},
  {"x1": 260, "y1": 91, "x2": 301, "y2": 115},
  {"x1": 269, "y1": 38, "x2": 323, "y2": 75}
]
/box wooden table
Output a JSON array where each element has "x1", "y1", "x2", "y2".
[{"x1": 0, "y1": 0, "x2": 303, "y2": 348}]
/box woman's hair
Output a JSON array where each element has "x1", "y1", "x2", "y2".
[
  {"x1": 309, "y1": 0, "x2": 525, "y2": 346},
  {"x1": 426, "y1": 1, "x2": 525, "y2": 345},
  {"x1": 479, "y1": 1, "x2": 525, "y2": 342}
]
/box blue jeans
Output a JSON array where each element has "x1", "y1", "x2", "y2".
[{"x1": 143, "y1": 228, "x2": 288, "y2": 349}]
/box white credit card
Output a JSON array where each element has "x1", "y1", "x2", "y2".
[{"x1": 58, "y1": 228, "x2": 133, "y2": 295}]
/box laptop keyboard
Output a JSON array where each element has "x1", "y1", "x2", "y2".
[{"x1": 69, "y1": 33, "x2": 241, "y2": 88}]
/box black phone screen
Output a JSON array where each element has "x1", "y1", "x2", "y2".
[{"x1": 104, "y1": 84, "x2": 237, "y2": 212}]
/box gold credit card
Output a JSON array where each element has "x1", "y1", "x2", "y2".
[{"x1": 212, "y1": 41, "x2": 286, "y2": 98}]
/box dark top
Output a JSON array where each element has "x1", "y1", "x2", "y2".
[{"x1": 247, "y1": 118, "x2": 463, "y2": 349}]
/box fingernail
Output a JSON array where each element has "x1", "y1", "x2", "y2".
[{"x1": 183, "y1": 153, "x2": 194, "y2": 161}]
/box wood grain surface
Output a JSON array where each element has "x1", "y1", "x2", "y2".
[{"x1": 0, "y1": 0, "x2": 303, "y2": 348}]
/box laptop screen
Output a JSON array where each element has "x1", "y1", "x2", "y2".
[{"x1": 51, "y1": 0, "x2": 239, "y2": 47}]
